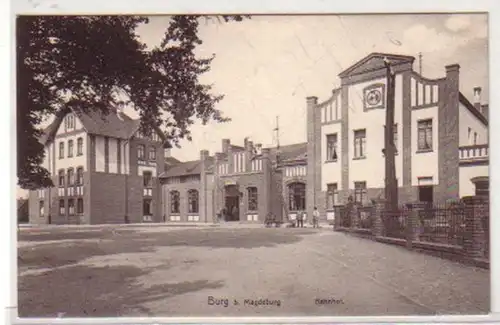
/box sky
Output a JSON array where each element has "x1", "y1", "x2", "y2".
[
  {"x1": 135, "y1": 13, "x2": 489, "y2": 161},
  {"x1": 17, "y1": 13, "x2": 488, "y2": 198}
]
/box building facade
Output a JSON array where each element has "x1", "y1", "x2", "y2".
[
  {"x1": 28, "y1": 107, "x2": 168, "y2": 224},
  {"x1": 159, "y1": 139, "x2": 308, "y2": 224},
  {"x1": 306, "y1": 52, "x2": 489, "y2": 223},
  {"x1": 28, "y1": 52, "x2": 489, "y2": 225}
]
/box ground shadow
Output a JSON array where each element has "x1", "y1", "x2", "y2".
[
  {"x1": 140, "y1": 228, "x2": 317, "y2": 249},
  {"x1": 18, "y1": 228, "x2": 136, "y2": 242},
  {"x1": 18, "y1": 263, "x2": 225, "y2": 318},
  {"x1": 19, "y1": 228, "x2": 317, "y2": 270}
]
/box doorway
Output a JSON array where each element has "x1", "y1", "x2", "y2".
[
  {"x1": 418, "y1": 185, "x2": 433, "y2": 203},
  {"x1": 224, "y1": 185, "x2": 240, "y2": 221}
]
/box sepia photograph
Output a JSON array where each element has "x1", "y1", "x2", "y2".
[{"x1": 15, "y1": 13, "x2": 490, "y2": 318}]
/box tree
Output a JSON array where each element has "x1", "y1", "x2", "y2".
[{"x1": 16, "y1": 15, "x2": 248, "y2": 190}]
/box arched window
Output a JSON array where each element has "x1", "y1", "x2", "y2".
[
  {"x1": 188, "y1": 189, "x2": 199, "y2": 214},
  {"x1": 76, "y1": 167, "x2": 84, "y2": 185},
  {"x1": 68, "y1": 140, "x2": 74, "y2": 157},
  {"x1": 77, "y1": 137, "x2": 83, "y2": 156},
  {"x1": 67, "y1": 168, "x2": 75, "y2": 186},
  {"x1": 58, "y1": 169, "x2": 65, "y2": 187},
  {"x1": 59, "y1": 142, "x2": 65, "y2": 159},
  {"x1": 247, "y1": 187, "x2": 258, "y2": 211},
  {"x1": 288, "y1": 182, "x2": 306, "y2": 211},
  {"x1": 170, "y1": 190, "x2": 180, "y2": 214}
]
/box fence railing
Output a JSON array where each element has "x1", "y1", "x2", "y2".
[
  {"x1": 333, "y1": 197, "x2": 489, "y2": 266},
  {"x1": 382, "y1": 207, "x2": 408, "y2": 239}
]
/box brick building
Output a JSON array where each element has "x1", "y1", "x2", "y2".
[
  {"x1": 28, "y1": 52, "x2": 489, "y2": 225},
  {"x1": 159, "y1": 139, "x2": 308, "y2": 223},
  {"x1": 28, "y1": 107, "x2": 169, "y2": 224},
  {"x1": 306, "y1": 52, "x2": 489, "y2": 223}
]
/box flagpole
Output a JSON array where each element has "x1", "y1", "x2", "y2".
[{"x1": 383, "y1": 57, "x2": 398, "y2": 211}]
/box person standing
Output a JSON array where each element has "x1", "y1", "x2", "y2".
[
  {"x1": 297, "y1": 209, "x2": 304, "y2": 228},
  {"x1": 312, "y1": 207, "x2": 320, "y2": 228}
]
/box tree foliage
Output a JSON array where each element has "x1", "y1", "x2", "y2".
[{"x1": 17, "y1": 15, "x2": 247, "y2": 190}]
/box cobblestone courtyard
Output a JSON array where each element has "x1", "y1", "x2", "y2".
[{"x1": 17, "y1": 225, "x2": 490, "y2": 317}]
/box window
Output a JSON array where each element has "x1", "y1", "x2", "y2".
[
  {"x1": 247, "y1": 187, "x2": 258, "y2": 211},
  {"x1": 68, "y1": 199, "x2": 75, "y2": 215},
  {"x1": 474, "y1": 132, "x2": 478, "y2": 145},
  {"x1": 77, "y1": 137, "x2": 83, "y2": 156},
  {"x1": 188, "y1": 189, "x2": 199, "y2": 213},
  {"x1": 143, "y1": 171, "x2": 153, "y2": 187},
  {"x1": 326, "y1": 134, "x2": 338, "y2": 161},
  {"x1": 288, "y1": 182, "x2": 306, "y2": 211},
  {"x1": 417, "y1": 119, "x2": 433, "y2": 151},
  {"x1": 354, "y1": 181, "x2": 367, "y2": 204},
  {"x1": 68, "y1": 140, "x2": 74, "y2": 157},
  {"x1": 475, "y1": 181, "x2": 489, "y2": 197},
  {"x1": 326, "y1": 183, "x2": 339, "y2": 209},
  {"x1": 76, "y1": 167, "x2": 84, "y2": 185},
  {"x1": 143, "y1": 199, "x2": 152, "y2": 216},
  {"x1": 149, "y1": 147, "x2": 156, "y2": 161},
  {"x1": 170, "y1": 191, "x2": 180, "y2": 214},
  {"x1": 39, "y1": 201, "x2": 44, "y2": 217},
  {"x1": 59, "y1": 142, "x2": 64, "y2": 159},
  {"x1": 66, "y1": 114, "x2": 75, "y2": 130},
  {"x1": 67, "y1": 168, "x2": 75, "y2": 186},
  {"x1": 59, "y1": 199, "x2": 65, "y2": 215},
  {"x1": 353, "y1": 129, "x2": 366, "y2": 158},
  {"x1": 138, "y1": 144, "x2": 145, "y2": 160},
  {"x1": 58, "y1": 170, "x2": 65, "y2": 187},
  {"x1": 77, "y1": 198, "x2": 84, "y2": 215}
]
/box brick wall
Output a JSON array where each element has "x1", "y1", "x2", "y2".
[
  {"x1": 162, "y1": 179, "x2": 202, "y2": 222},
  {"x1": 216, "y1": 172, "x2": 268, "y2": 222},
  {"x1": 437, "y1": 65, "x2": 460, "y2": 202}
]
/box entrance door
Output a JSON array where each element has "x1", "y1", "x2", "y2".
[
  {"x1": 225, "y1": 196, "x2": 240, "y2": 221},
  {"x1": 418, "y1": 186, "x2": 433, "y2": 203},
  {"x1": 224, "y1": 185, "x2": 240, "y2": 221}
]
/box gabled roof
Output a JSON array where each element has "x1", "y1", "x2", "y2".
[
  {"x1": 39, "y1": 107, "x2": 168, "y2": 146},
  {"x1": 338, "y1": 52, "x2": 415, "y2": 78},
  {"x1": 159, "y1": 142, "x2": 308, "y2": 179},
  {"x1": 459, "y1": 92, "x2": 488, "y2": 126},
  {"x1": 272, "y1": 142, "x2": 307, "y2": 163},
  {"x1": 160, "y1": 156, "x2": 215, "y2": 178},
  {"x1": 165, "y1": 156, "x2": 181, "y2": 166}
]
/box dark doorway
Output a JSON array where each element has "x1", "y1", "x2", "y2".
[
  {"x1": 418, "y1": 186, "x2": 433, "y2": 203},
  {"x1": 224, "y1": 185, "x2": 240, "y2": 221}
]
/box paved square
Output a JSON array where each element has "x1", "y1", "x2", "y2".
[{"x1": 17, "y1": 225, "x2": 490, "y2": 317}]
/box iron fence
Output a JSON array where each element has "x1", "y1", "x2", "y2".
[
  {"x1": 382, "y1": 206, "x2": 407, "y2": 239},
  {"x1": 358, "y1": 206, "x2": 373, "y2": 230},
  {"x1": 415, "y1": 202, "x2": 466, "y2": 246}
]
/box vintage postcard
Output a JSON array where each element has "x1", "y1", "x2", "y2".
[{"x1": 15, "y1": 13, "x2": 490, "y2": 319}]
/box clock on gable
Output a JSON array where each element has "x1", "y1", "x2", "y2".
[{"x1": 363, "y1": 83, "x2": 385, "y2": 110}]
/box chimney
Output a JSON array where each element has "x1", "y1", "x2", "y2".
[
  {"x1": 473, "y1": 87, "x2": 482, "y2": 111},
  {"x1": 200, "y1": 149, "x2": 209, "y2": 161},
  {"x1": 222, "y1": 139, "x2": 230, "y2": 154},
  {"x1": 481, "y1": 104, "x2": 489, "y2": 120},
  {"x1": 164, "y1": 148, "x2": 171, "y2": 158},
  {"x1": 255, "y1": 143, "x2": 262, "y2": 155}
]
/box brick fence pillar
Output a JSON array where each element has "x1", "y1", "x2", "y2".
[
  {"x1": 373, "y1": 200, "x2": 385, "y2": 237},
  {"x1": 463, "y1": 196, "x2": 487, "y2": 259},
  {"x1": 350, "y1": 203, "x2": 359, "y2": 229},
  {"x1": 405, "y1": 205, "x2": 420, "y2": 249}
]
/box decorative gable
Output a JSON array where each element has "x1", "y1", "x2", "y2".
[
  {"x1": 55, "y1": 112, "x2": 84, "y2": 135},
  {"x1": 338, "y1": 53, "x2": 415, "y2": 78}
]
